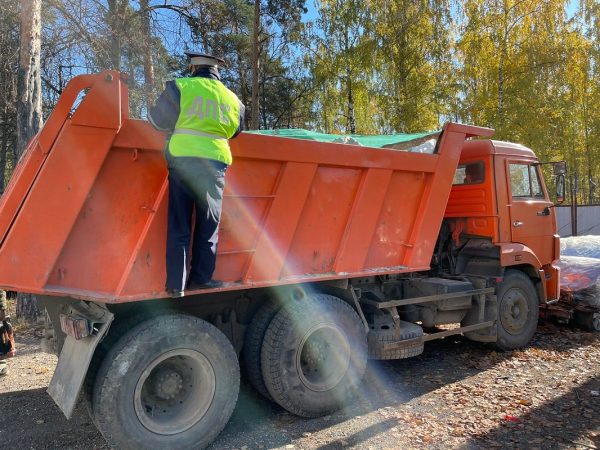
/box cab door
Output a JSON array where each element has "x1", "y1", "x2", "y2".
[{"x1": 507, "y1": 162, "x2": 556, "y2": 265}]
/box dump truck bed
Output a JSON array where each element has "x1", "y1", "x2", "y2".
[{"x1": 0, "y1": 71, "x2": 493, "y2": 303}]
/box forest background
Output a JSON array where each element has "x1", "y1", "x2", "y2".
[{"x1": 2, "y1": 0, "x2": 600, "y2": 204}]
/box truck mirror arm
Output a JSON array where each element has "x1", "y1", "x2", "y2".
[{"x1": 534, "y1": 160, "x2": 567, "y2": 175}]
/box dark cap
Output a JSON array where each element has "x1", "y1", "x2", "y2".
[{"x1": 184, "y1": 52, "x2": 225, "y2": 67}]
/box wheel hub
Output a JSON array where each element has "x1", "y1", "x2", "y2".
[
  {"x1": 134, "y1": 349, "x2": 216, "y2": 435},
  {"x1": 153, "y1": 368, "x2": 183, "y2": 400},
  {"x1": 297, "y1": 324, "x2": 351, "y2": 392},
  {"x1": 500, "y1": 287, "x2": 530, "y2": 335}
]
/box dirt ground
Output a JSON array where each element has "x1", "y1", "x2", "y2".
[{"x1": 0, "y1": 321, "x2": 598, "y2": 450}]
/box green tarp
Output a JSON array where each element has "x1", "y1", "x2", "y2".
[{"x1": 247, "y1": 128, "x2": 438, "y2": 148}]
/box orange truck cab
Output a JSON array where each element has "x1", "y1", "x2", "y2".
[
  {"x1": 445, "y1": 140, "x2": 561, "y2": 303},
  {"x1": 0, "y1": 72, "x2": 562, "y2": 450}
]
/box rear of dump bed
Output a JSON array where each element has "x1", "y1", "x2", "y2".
[{"x1": 0, "y1": 71, "x2": 493, "y2": 302}]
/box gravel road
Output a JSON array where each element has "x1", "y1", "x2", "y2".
[{"x1": 0, "y1": 322, "x2": 598, "y2": 450}]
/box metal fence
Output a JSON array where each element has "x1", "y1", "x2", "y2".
[{"x1": 556, "y1": 205, "x2": 600, "y2": 237}]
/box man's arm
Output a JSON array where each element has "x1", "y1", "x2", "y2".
[
  {"x1": 231, "y1": 101, "x2": 246, "y2": 139},
  {"x1": 148, "y1": 81, "x2": 180, "y2": 132}
]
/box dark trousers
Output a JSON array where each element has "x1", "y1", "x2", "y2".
[{"x1": 165, "y1": 154, "x2": 227, "y2": 291}]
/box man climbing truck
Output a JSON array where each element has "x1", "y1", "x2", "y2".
[{"x1": 0, "y1": 72, "x2": 563, "y2": 449}]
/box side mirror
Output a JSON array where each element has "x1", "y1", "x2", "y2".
[
  {"x1": 553, "y1": 161, "x2": 566, "y2": 176},
  {"x1": 556, "y1": 174, "x2": 565, "y2": 204}
]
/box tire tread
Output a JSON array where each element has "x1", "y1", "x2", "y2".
[
  {"x1": 495, "y1": 270, "x2": 539, "y2": 351},
  {"x1": 92, "y1": 314, "x2": 239, "y2": 450},
  {"x1": 261, "y1": 294, "x2": 367, "y2": 418},
  {"x1": 368, "y1": 321, "x2": 424, "y2": 360},
  {"x1": 242, "y1": 300, "x2": 280, "y2": 399}
]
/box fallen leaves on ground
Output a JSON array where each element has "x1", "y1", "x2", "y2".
[{"x1": 282, "y1": 322, "x2": 599, "y2": 450}]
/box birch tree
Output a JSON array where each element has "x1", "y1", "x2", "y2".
[
  {"x1": 372, "y1": 0, "x2": 454, "y2": 132},
  {"x1": 307, "y1": 0, "x2": 375, "y2": 134},
  {"x1": 17, "y1": 0, "x2": 42, "y2": 158},
  {"x1": 16, "y1": 0, "x2": 43, "y2": 321}
]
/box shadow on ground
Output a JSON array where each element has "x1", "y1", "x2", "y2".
[
  {"x1": 0, "y1": 388, "x2": 108, "y2": 449},
  {"x1": 210, "y1": 323, "x2": 598, "y2": 449},
  {"x1": 0, "y1": 321, "x2": 596, "y2": 450},
  {"x1": 469, "y1": 375, "x2": 600, "y2": 449}
]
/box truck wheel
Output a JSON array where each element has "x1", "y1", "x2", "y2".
[
  {"x1": 368, "y1": 321, "x2": 424, "y2": 360},
  {"x1": 574, "y1": 311, "x2": 600, "y2": 332},
  {"x1": 92, "y1": 314, "x2": 239, "y2": 450},
  {"x1": 84, "y1": 310, "x2": 162, "y2": 426},
  {"x1": 495, "y1": 270, "x2": 539, "y2": 350},
  {"x1": 242, "y1": 300, "x2": 280, "y2": 400},
  {"x1": 261, "y1": 294, "x2": 367, "y2": 418}
]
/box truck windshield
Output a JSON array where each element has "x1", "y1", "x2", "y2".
[
  {"x1": 509, "y1": 163, "x2": 544, "y2": 198},
  {"x1": 453, "y1": 162, "x2": 485, "y2": 185}
]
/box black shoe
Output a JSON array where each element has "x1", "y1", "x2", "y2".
[
  {"x1": 166, "y1": 288, "x2": 184, "y2": 298},
  {"x1": 187, "y1": 280, "x2": 223, "y2": 290}
]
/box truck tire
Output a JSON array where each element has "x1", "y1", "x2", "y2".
[
  {"x1": 84, "y1": 310, "x2": 162, "y2": 426},
  {"x1": 368, "y1": 321, "x2": 424, "y2": 360},
  {"x1": 495, "y1": 270, "x2": 539, "y2": 350},
  {"x1": 242, "y1": 300, "x2": 281, "y2": 400},
  {"x1": 92, "y1": 314, "x2": 239, "y2": 450},
  {"x1": 261, "y1": 294, "x2": 367, "y2": 418}
]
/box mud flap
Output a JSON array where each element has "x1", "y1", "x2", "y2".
[{"x1": 47, "y1": 303, "x2": 114, "y2": 419}]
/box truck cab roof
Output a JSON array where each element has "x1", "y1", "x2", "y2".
[{"x1": 461, "y1": 139, "x2": 537, "y2": 160}]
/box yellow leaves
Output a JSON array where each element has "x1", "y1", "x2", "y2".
[{"x1": 307, "y1": 0, "x2": 600, "y2": 189}]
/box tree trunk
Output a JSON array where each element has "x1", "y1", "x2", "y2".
[
  {"x1": 261, "y1": 67, "x2": 267, "y2": 129},
  {"x1": 16, "y1": 0, "x2": 42, "y2": 158},
  {"x1": 344, "y1": 30, "x2": 356, "y2": 134},
  {"x1": 497, "y1": 0, "x2": 509, "y2": 132},
  {"x1": 0, "y1": 123, "x2": 7, "y2": 193},
  {"x1": 235, "y1": 47, "x2": 249, "y2": 129},
  {"x1": 139, "y1": 0, "x2": 155, "y2": 110},
  {"x1": 347, "y1": 78, "x2": 356, "y2": 134},
  {"x1": 16, "y1": 296, "x2": 40, "y2": 322},
  {"x1": 16, "y1": 0, "x2": 43, "y2": 322},
  {"x1": 497, "y1": 40, "x2": 506, "y2": 129},
  {"x1": 250, "y1": 0, "x2": 260, "y2": 129},
  {"x1": 107, "y1": 0, "x2": 126, "y2": 70}
]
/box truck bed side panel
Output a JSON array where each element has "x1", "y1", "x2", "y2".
[{"x1": 0, "y1": 71, "x2": 494, "y2": 302}]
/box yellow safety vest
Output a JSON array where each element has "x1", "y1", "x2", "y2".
[{"x1": 168, "y1": 77, "x2": 241, "y2": 165}]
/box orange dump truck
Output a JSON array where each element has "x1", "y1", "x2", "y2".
[{"x1": 0, "y1": 72, "x2": 563, "y2": 449}]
